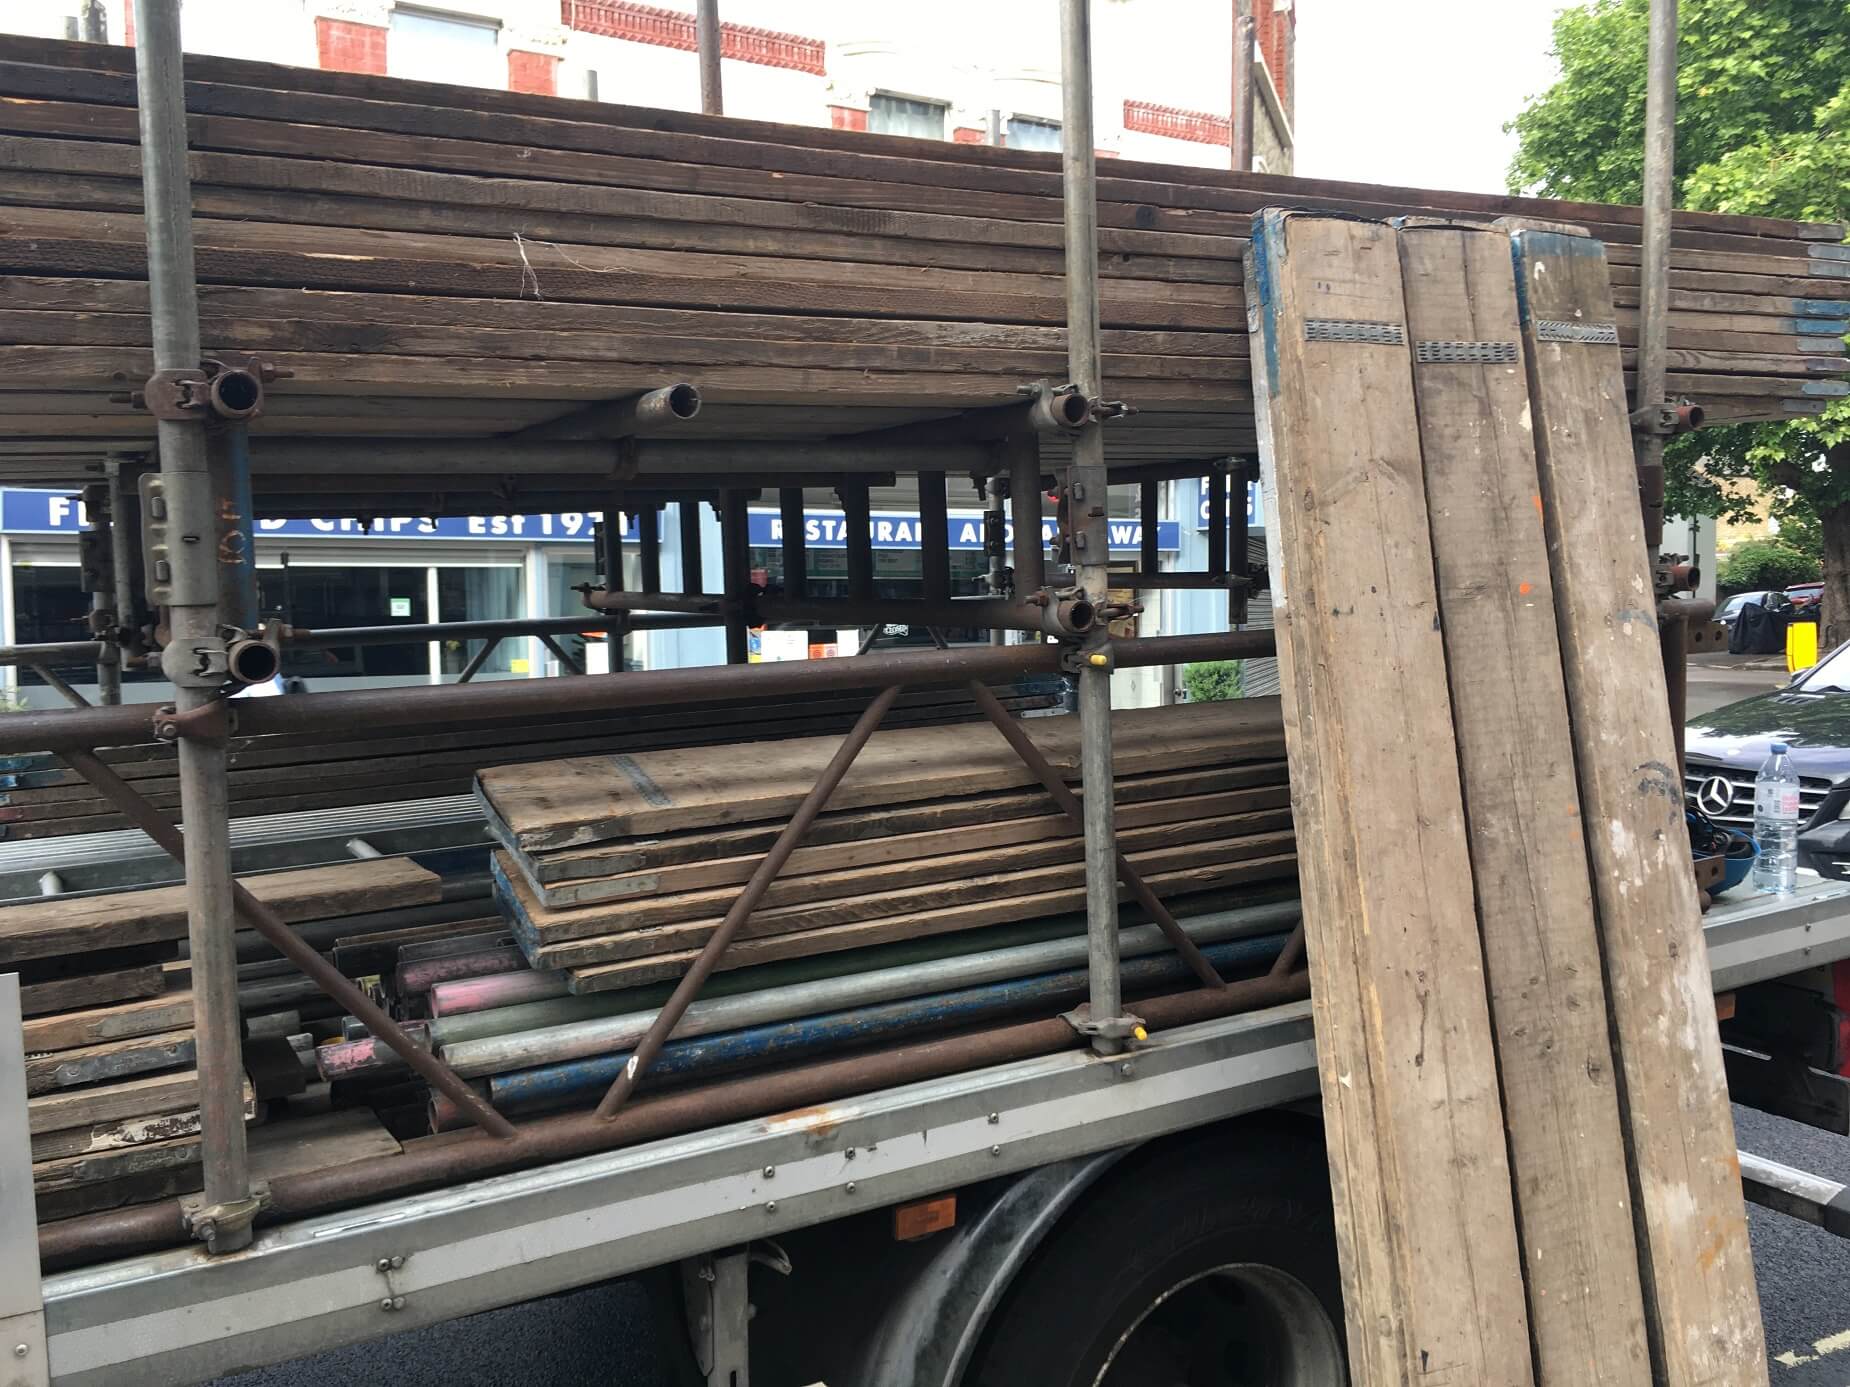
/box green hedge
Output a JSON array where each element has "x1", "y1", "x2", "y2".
[
  {"x1": 1715, "y1": 540, "x2": 1820, "y2": 594},
  {"x1": 1182, "y1": 660, "x2": 1243, "y2": 703}
]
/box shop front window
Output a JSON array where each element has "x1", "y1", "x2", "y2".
[
  {"x1": 548, "y1": 552, "x2": 640, "y2": 673},
  {"x1": 258, "y1": 565, "x2": 429, "y2": 685},
  {"x1": 437, "y1": 565, "x2": 522, "y2": 680}
]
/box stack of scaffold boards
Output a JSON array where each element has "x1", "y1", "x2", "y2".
[
  {"x1": 1249, "y1": 210, "x2": 1766, "y2": 1384},
  {"x1": 0, "y1": 856, "x2": 442, "y2": 1220},
  {"x1": 359, "y1": 697, "x2": 1295, "y2": 1124},
  {"x1": 0, "y1": 33, "x2": 1842, "y2": 485},
  {"x1": 0, "y1": 682, "x2": 1061, "y2": 841}
]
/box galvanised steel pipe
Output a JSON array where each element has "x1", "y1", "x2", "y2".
[
  {"x1": 39, "y1": 968, "x2": 1311, "y2": 1270},
  {"x1": 57, "y1": 748, "x2": 518, "y2": 1141},
  {"x1": 132, "y1": 0, "x2": 251, "y2": 1246},
  {"x1": 1059, "y1": 0, "x2": 1126, "y2": 1054},
  {"x1": 1007, "y1": 437, "x2": 1047, "y2": 595},
  {"x1": 429, "y1": 968, "x2": 571, "y2": 1017},
  {"x1": 280, "y1": 615, "x2": 629, "y2": 649},
  {"x1": 0, "y1": 641, "x2": 106, "y2": 669},
  {"x1": 395, "y1": 945, "x2": 525, "y2": 996},
  {"x1": 437, "y1": 935, "x2": 1289, "y2": 1126},
  {"x1": 962, "y1": 679, "x2": 1223, "y2": 988},
  {"x1": 0, "y1": 633, "x2": 1278, "y2": 755},
  {"x1": 591, "y1": 685, "x2": 905, "y2": 1120},
  {"x1": 517, "y1": 383, "x2": 703, "y2": 444},
  {"x1": 335, "y1": 902, "x2": 1302, "y2": 1082},
  {"x1": 696, "y1": 0, "x2": 722, "y2": 115},
  {"x1": 1231, "y1": 3, "x2": 1256, "y2": 173},
  {"x1": 751, "y1": 593, "x2": 1094, "y2": 639},
  {"x1": 439, "y1": 905, "x2": 1299, "y2": 1080},
  {"x1": 1636, "y1": 0, "x2": 1677, "y2": 557}
]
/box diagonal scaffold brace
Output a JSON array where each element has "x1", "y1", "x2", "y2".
[
  {"x1": 57, "y1": 746, "x2": 518, "y2": 1142},
  {"x1": 591, "y1": 686, "x2": 905, "y2": 1121}
]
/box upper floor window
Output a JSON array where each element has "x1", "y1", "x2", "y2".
[
  {"x1": 870, "y1": 93, "x2": 947, "y2": 140},
  {"x1": 1006, "y1": 116, "x2": 1062, "y2": 152},
  {"x1": 388, "y1": 7, "x2": 502, "y2": 89}
]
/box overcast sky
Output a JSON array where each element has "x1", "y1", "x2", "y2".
[{"x1": 1294, "y1": 0, "x2": 1568, "y2": 194}]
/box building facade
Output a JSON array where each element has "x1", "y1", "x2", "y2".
[
  {"x1": 3, "y1": 1, "x2": 1291, "y2": 704},
  {"x1": 12, "y1": 0, "x2": 1294, "y2": 170}
]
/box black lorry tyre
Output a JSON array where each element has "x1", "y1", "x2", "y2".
[{"x1": 964, "y1": 1122, "x2": 1347, "y2": 1387}]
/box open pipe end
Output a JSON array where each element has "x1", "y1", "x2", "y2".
[
  {"x1": 209, "y1": 369, "x2": 264, "y2": 420},
  {"x1": 227, "y1": 638, "x2": 281, "y2": 687},
  {"x1": 1055, "y1": 597, "x2": 1096, "y2": 636},
  {"x1": 636, "y1": 383, "x2": 702, "y2": 428}
]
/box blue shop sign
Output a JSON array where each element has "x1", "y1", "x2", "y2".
[
  {"x1": 0, "y1": 491, "x2": 1179, "y2": 553},
  {"x1": 1196, "y1": 476, "x2": 1262, "y2": 530}
]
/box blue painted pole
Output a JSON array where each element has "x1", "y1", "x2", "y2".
[{"x1": 437, "y1": 934, "x2": 1288, "y2": 1126}]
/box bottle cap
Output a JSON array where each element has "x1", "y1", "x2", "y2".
[{"x1": 1771, "y1": 742, "x2": 1789, "y2": 754}]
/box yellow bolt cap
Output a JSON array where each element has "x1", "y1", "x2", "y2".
[
  {"x1": 1087, "y1": 653, "x2": 1109, "y2": 667},
  {"x1": 1131, "y1": 1025, "x2": 1148, "y2": 1041}
]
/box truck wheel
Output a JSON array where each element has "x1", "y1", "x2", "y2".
[{"x1": 964, "y1": 1122, "x2": 1346, "y2": 1387}]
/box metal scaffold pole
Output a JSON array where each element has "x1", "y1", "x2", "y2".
[
  {"x1": 1231, "y1": 0, "x2": 1256, "y2": 173},
  {"x1": 1636, "y1": 0, "x2": 1676, "y2": 561},
  {"x1": 696, "y1": 0, "x2": 723, "y2": 116},
  {"x1": 130, "y1": 0, "x2": 254, "y2": 1252},
  {"x1": 1059, "y1": 0, "x2": 1129, "y2": 1053}
]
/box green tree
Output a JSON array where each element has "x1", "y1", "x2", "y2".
[
  {"x1": 1713, "y1": 539, "x2": 1818, "y2": 594},
  {"x1": 1508, "y1": 0, "x2": 1850, "y2": 635}
]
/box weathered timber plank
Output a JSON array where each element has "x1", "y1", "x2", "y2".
[
  {"x1": 515, "y1": 761, "x2": 1289, "y2": 882},
  {"x1": 1247, "y1": 209, "x2": 1533, "y2": 1385},
  {"x1": 1513, "y1": 226, "x2": 1767, "y2": 1385},
  {"x1": 1400, "y1": 221, "x2": 1651, "y2": 1383},
  {"x1": 514, "y1": 833, "x2": 1294, "y2": 969},
  {"x1": 479, "y1": 698, "x2": 1284, "y2": 851},
  {"x1": 538, "y1": 785, "x2": 1291, "y2": 907},
  {"x1": 521, "y1": 809, "x2": 1292, "y2": 935},
  {"x1": 564, "y1": 854, "x2": 1301, "y2": 993},
  {"x1": 20, "y1": 989, "x2": 196, "y2": 1054},
  {"x1": 3, "y1": 35, "x2": 1836, "y2": 244},
  {"x1": 24, "y1": 1029, "x2": 196, "y2": 1096},
  {"x1": 0, "y1": 856, "x2": 441, "y2": 964},
  {"x1": 27, "y1": 1069, "x2": 206, "y2": 1136},
  {"x1": 18, "y1": 964, "x2": 165, "y2": 1017}
]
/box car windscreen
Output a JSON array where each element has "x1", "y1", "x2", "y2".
[{"x1": 1795, "y1": 641, "x2": 1850, "y2": 693}]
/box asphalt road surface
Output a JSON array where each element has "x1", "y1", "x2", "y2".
[
  {"x1": 217, "y1": 1103, "x2": 1850, "y2": 1387},
  {"x1": 1688, "y1": 655, "x2": 1792, "y2": 718}
]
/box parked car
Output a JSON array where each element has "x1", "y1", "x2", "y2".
[
  {"x1": 1685, "y1": 638, "x2": 1850, "y2": 878},
  {"x1": 1718, "y1": 590, "x2": 1774, "y2": 630},
  {"x1": 1788, "y1": 581, "x2": 1824, "y2": 611}
]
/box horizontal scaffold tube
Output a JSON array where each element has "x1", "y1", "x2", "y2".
[
  {"x1": 38, "y1": 965, "x2": 1311, "y2": 1271},
  {"x1": 321, "y1": 902, "x2": 1303, "y2": 1080},
  {"x1": 429, "y1": 933, "x2": 1289, "y2": 1125},
  {"x1": 0, "y1": 631, "x2": 1276, "y2": 755}
]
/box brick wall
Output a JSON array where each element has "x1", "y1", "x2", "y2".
[
  {"x1": 562, "y1": 0, "x2": 825, "y2": 75},
  {"x1": 315, "y1": 17, "x2": 387, "y2": 75},
  {"x1": 507, "y1": 49, "x2": 560, "y2": 95},
  {"x1": 1253, "y1": 1, "x2": 1294, "y2": 114},
  {"x1": 829, "y1": 105, "x2": 869, "y2": 132}
]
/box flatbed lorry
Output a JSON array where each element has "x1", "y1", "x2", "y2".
[{"x1": 9, "y1": 876, "x2": 1850, "y2": 1387}]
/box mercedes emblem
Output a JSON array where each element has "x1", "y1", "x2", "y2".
[{"x1": 1696, "y1": 775, "x2": 1735, "y2": 816}]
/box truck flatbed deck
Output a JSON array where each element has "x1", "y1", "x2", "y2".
[{"x1": 17, "y1": 881, "x2": 1848, "y2": 1387}]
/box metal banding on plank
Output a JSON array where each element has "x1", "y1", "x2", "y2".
[
  {"x1": 1303, "y1": 318, "x2": 1405, "y2": 345},
  {"x1": 1534, "y1": 320, "x2": 1620, "y2": 344},
  {"x1": 608, "y1": 755, "x2": 672, "y2": 809},
  {"x1": 1414, "y1": 340, "x2": 1521, "y2": 364}
]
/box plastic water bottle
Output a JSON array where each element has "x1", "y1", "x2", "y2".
[{"x1": 1751, "y1": 742, "x2": 1801, "y2": 895}]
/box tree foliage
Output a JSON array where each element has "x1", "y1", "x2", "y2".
[
  {"x1": 1182, "y1": 660, "x2": 1243, "y2": 703},
  {"x1": 1714, "y1": 539, "x2": 1819, "y2": 594},
  {"x1": 1509, "y1": 0, "x2": 1850, "y2": 626}
]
